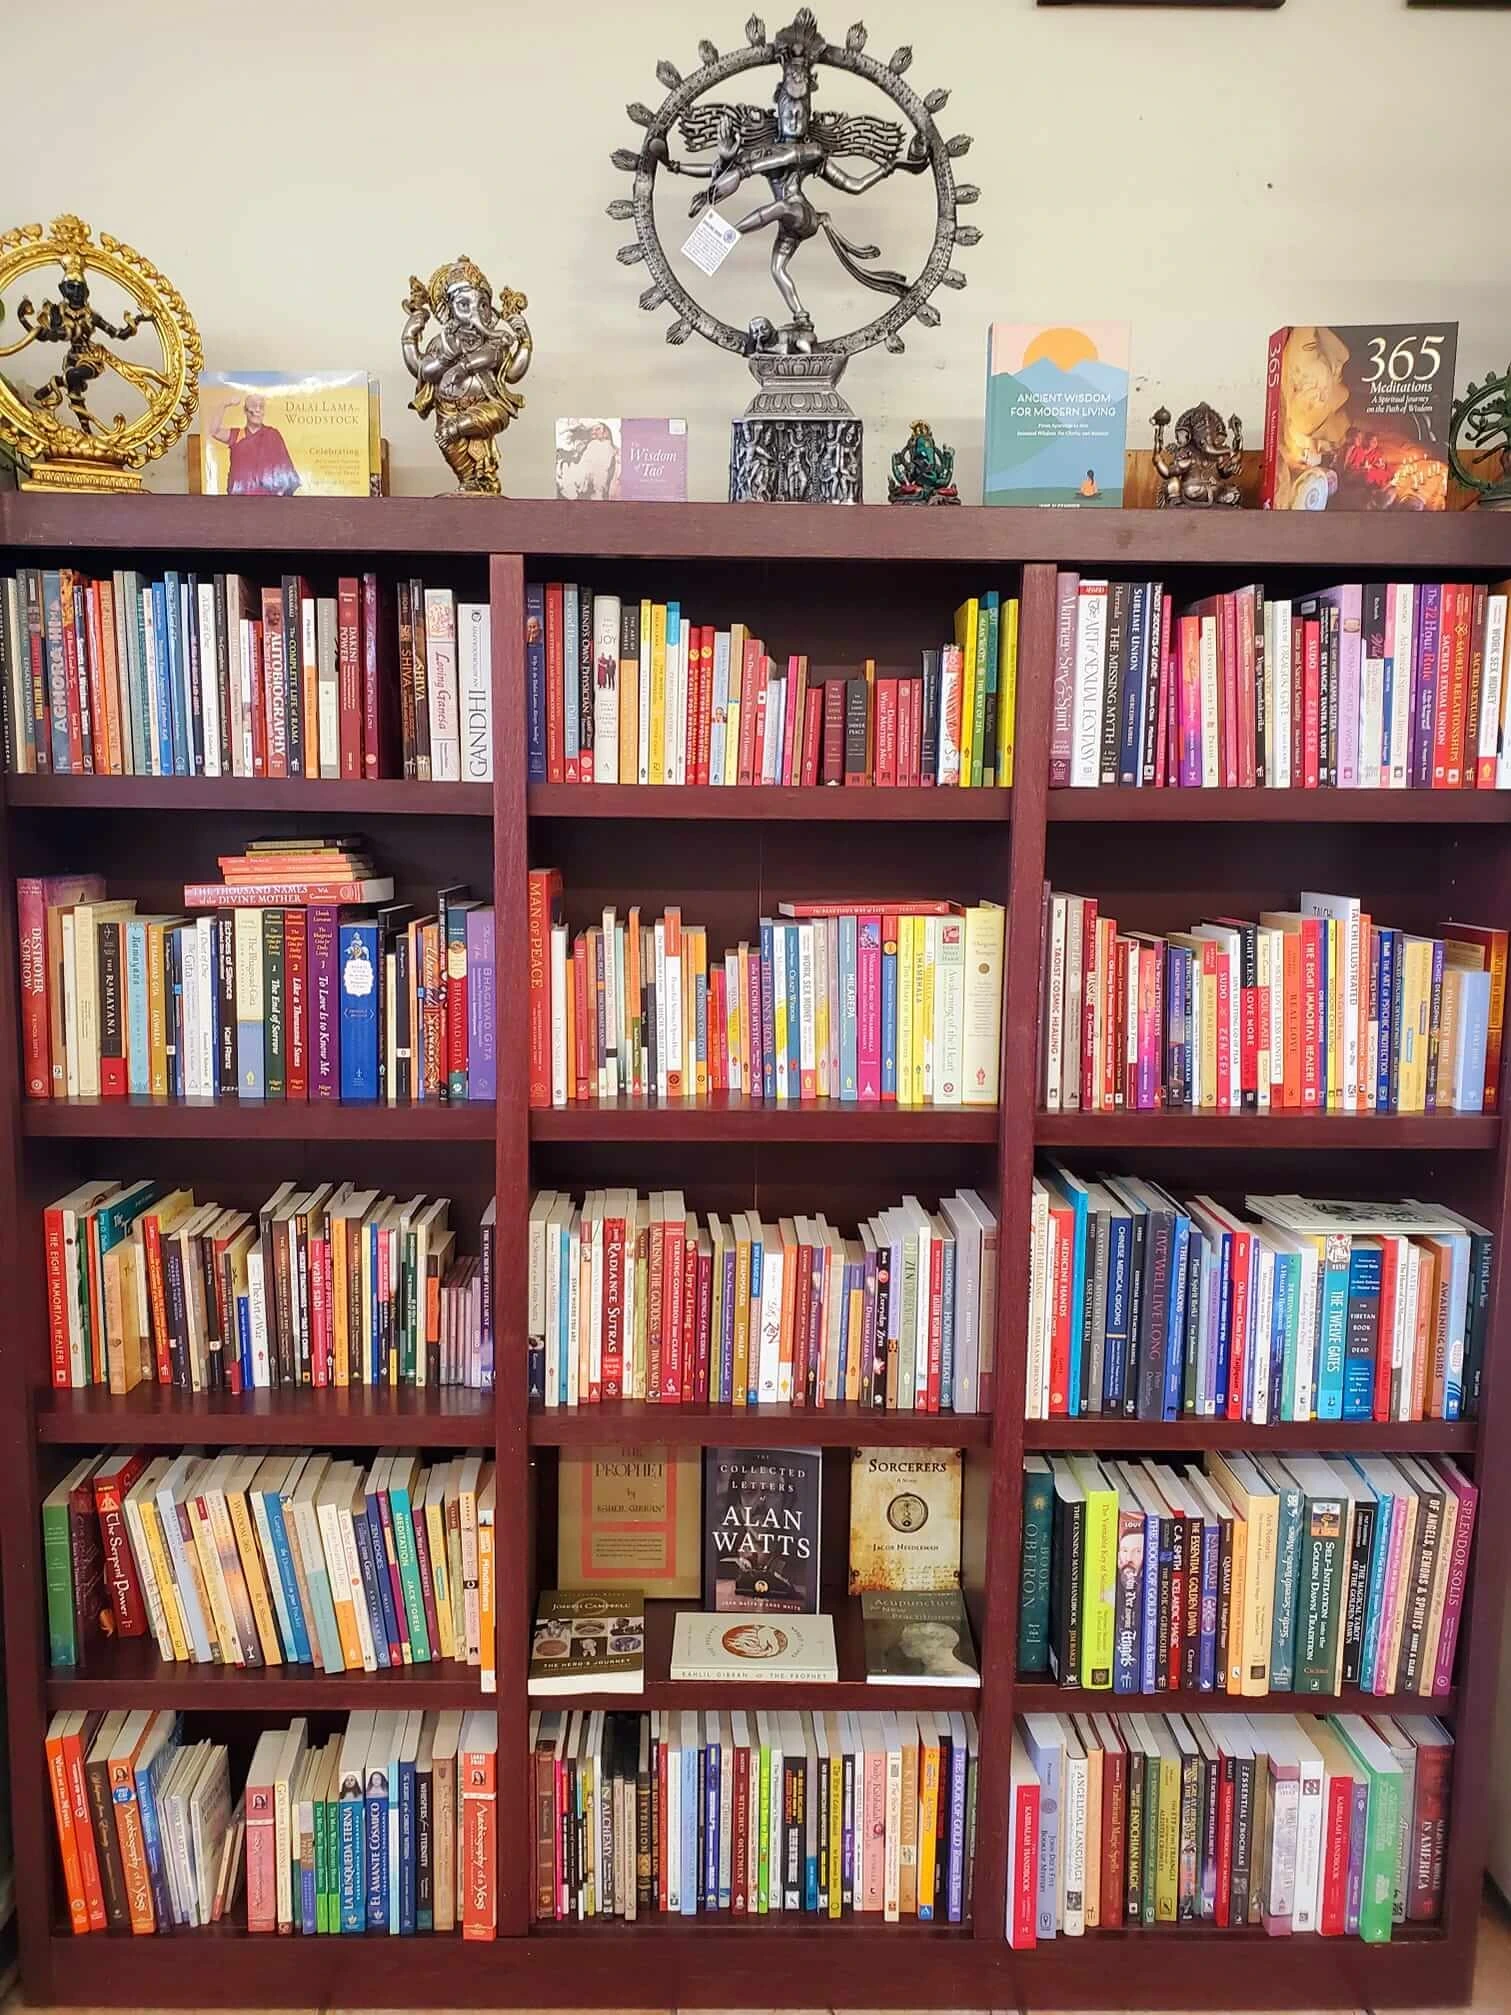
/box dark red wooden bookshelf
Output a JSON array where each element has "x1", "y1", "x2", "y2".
[{"x1": 0, "y1": 493, "x2": 1507, "y2": 2010}]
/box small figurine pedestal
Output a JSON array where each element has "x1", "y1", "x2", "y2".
[{"x1": 728, "y1": 351, "x2": 862, "y2": 505}]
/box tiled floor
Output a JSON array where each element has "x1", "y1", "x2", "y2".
[{"x1": 6, "y1": 1887, "x2": 1510, "y2": 2014}]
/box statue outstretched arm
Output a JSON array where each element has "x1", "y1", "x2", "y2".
[
  {"x1": 92, "y1": 307, "x2": 146, "y2": 342},
  {"x1": 503, "y1": 323, "x2": 533, "y2": 387},
  {"x1": 400, "y1": 284, "x2": 431, "y2": 383}
]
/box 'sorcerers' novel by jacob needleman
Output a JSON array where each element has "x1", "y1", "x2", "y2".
[
  {"x1": 983, "y1": 323, "x2": 1130, "y2": 509},
  {"x1": 199, "y1": 370, "x2": 375, "y2": 498}
]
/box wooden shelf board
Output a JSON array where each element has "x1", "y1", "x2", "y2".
[
  {"x1": 36, "y1": 1382, "x2": 495, "y2": 1447},
  {"x1": 8, "y1": 491, "x2": 1511, "y2": 570},
  {"x1": 1014, "y1": 1679, "x2": 1456, "y2": 1717},
  {"x1": 1023, "y1": 1416, "x2": 1477, "y2": 1454},
  {"x1": 5, "y1": 775, "x2": 492, "y2": 817},
  {"x1": 21, "y1": 1096, "x2": 496, "y2": 1140},
  {"x1": 531, "y1": 1095, "x2": 998, "y2": 1144},
  {"x1": 1048, "y1": 786, "x2": 1511, "y2": 824},
  {"x1": 531, "y1": 1597, "x2": 981, "y2": 1714},
  {"x1": 530, "y1": 1398, "x2": 989, "y2": 1448},
  {"x1": 46, "y1": 1634, "x2": 482, "y2": 1711},
  {"x1": 1035, "y1": 1109, "x2": 1498, "y2": 1149},
  {"x1": 528, "y1": 783, "x2": 1010, "y2": 822}
]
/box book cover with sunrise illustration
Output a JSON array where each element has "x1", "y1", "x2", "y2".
[{"x1": 983, "y1": 322, "x2": 1130, "y2": 508}]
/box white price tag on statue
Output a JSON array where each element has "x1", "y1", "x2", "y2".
[{"x1": 680, "y1": 210, "x2": 739, "y2": 276}]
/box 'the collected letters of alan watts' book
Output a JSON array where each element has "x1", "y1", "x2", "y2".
[
  {"x1": 557, "y1": 1445, "x2": 701, "y2": 1598},
  {"x1": 703, "y1": 1447, "x2": 821, "y2": 1613},
  {"x1": 848, "y1": 1448, "x2": 963, "y2": 1594}
]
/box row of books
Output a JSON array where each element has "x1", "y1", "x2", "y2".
[
  {"x1": 527, "y1": 877, "x2": 1006, "y2": 1109},
  {"x1": 45, "y1": 1176, "x2": 495, "y2": 1393},
  {"x1": 20, "y1": 869, "x2": 496, "y2": 1105},
  {"x1": 43, "y1": 1448, "x2": 499, "y2": 1684},
  {"x1": 525, "y1": 583, "x2": 1017, "y2": 790},
  {"x1": 1006, "y1": 1709, "x2": 1451, "y2": 1946},
  {"x1": 530, "y1": 1705, "x2": 980, "y2": 1922},
  {"x1": 0, "y1": 568, "x2": 495, "y2": 783},
  {"x1": 1051, "y1": 573, "x2": 1509, "y2": 790},
  {"x1": 1025, "y1": 1180, "x2": 1489, "y2": 1425},
  {"x1": 1020, "y1": 1450, "x2": 1475, "y2": 1701},
  {"x1": 528, "y1": 1189, "x2": 997, "y2": 1414},
  {"x1": 1039, "y1": 887, "x2": 1503, "y2": 1116},
  {"x1": 46, "y1": 1706, "x2": 501, "y2": 1938}
]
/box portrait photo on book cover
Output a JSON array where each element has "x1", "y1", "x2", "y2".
[
  {"x1": 873, "y1": 1615, "x2": 976, "y2": 1679},
  {"x1": 199, "y1": 369, "x2": 373, "y2": 497}
]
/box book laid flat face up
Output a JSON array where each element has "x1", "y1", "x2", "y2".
[
  {"x1": 669, "y1": 1609, "x2": 838, "y2": 1683},
  {"x1": 529, "y1": 1589, "x2": 645, "y2": 1696},
  {"x1": 860, "y1": 1589, "x2": 979, "y2": 1686}
]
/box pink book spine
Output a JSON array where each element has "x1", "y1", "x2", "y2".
[
  {"x1": 1331, "y1": 585, "x2": 1364, "y2": 789},
  {"x1": 863, "y1": 1751, "x2": 886, "y2": 1911},
  {"x1": 856, "y1": 914, "x2": 882, "y2": 1101},
  {"x1": 1152, "y1": 593, "x2": 1173, "y2": 787},
  {"x1": 1136, "y1": 948, "x2": 1158, "y2": 1110},
  {"x1": 1375, "y1": 1494, "x2": 1411, "y2": 1694},
  {"x1": 311, "y1": 1233, "x2": 329, "y2": 1386},
  {"x1": 1432, "y1": 1468, "x2": 1478, "y2": 1695},
  {"x1": 1049, "y1": 572, "x2": 1078, "y2": 787},
  {"x1": 245, "y1": 1792, "x2": 277, "y2": 1933},
  {"x1": 827, "y1": 922, "x2": 842, "y2": 1095},
  {"x1": 1179, "y1": 618, "x2": 1202, "y2": 786}
]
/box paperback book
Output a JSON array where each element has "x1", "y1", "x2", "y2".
[
  {"x1": 704, "y1": 1448, "x2": 821, "y2": 1612},
  {"x1": 861, "y1": 1590, "x2": 979, "y2": 1687},
  {"x1": 848, "y1": 1448, "x2": 963, "y2": 1593},
  {"x1": 529, "y1": 1590, "x2": 645, "y2": 1697},
  {"x1": 984, "y1": 323, "x2": 1130, "y2": 509},
  {"x1": 668, "y1": 1610, "x2": 838, "y2": 1684}
]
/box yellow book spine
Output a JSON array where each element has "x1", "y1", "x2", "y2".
[
  {"x1": 649, "y1": 604, "x2": 668, "y2": 786},
  {"x1": 1079, "y1": 1486, "x2": 1117, "y2": 1689},
  {"x1": 998, "y1": 597, "x2": 1019, "y2": 787},
  {"x1": 146, "y1": 923, "x2": 169, "y2": 1098},
  {"x1": 228, "y1": 1489, "x2": 284, "y2": 1666},
  {"x1": 425, "y1": 1491, "x2": 454, "y2": 1660},
  {"x1": 917, "y1": 1738, "x2": 941, "y2": 1916},
  {"x1": 954, "y1": 600, "x2": 978, "y2": 788},
  {"x1": 911, "y1": 918, "x2": 929, "y2": 1106},
  {"x1": 828, "y1": 1748, "x2": 843, "y2": 1918},
  {"x1": 896, "y1": 917, "x2": 915, "y2": 1109},
  {"x1": 139, "y1": 1496, "x2": 192, "y2": 1662},
  {"x1": 1327, "y1": 917, "x2": 1343, "y2": 1112},
  {"x1": 478, "y1": 1506, "x2": 496, "y2": 1693},
  {"x1": 1244, "y1": 1493, "x2": 1278, "y2": 1696},
  {"x1": 1155, "y1": 1753, "x2": 1180, "y2": 1921},
  {"x1": 1226, "y1": 1509, "x2": 1249, "y2": 1692},
  {"x1": 845, "y1": 1280, "x2": 863, "y2": 1403}
]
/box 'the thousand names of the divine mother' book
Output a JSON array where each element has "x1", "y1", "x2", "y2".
[{"x1": 983, "y1": 323, "x2": 1130, "y2": 509}]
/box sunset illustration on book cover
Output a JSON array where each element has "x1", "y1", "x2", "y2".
[
  {"x1": 984, "y1": 322, "x2": 1130, "y2": 508},
  {"x1": 199, "y1": 371, "x2": 374, "y2": 498}
]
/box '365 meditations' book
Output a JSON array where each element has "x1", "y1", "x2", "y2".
[
  {"x1": 703, "y1": 1447, "x2": 820, "y2": 1613},
  {"x1": 984, "y1": 323, "x2": 1130, "y2": 509}
]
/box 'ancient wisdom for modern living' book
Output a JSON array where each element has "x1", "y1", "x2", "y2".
[
  {"x1": 703, "y1": 1447, "x2": 821, "y2": 1613},
  {"x1": 984, "y1": 323, "x2": 1130, "y2": 508}
]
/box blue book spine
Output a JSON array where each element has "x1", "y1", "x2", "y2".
[
  {"x1": 1376, "y1": 929, "x2": 1397, "y2": 1113},
  {"x1": 127, "y1": 582, "x2": 152, "y2": 774},
  {"x1": 946, "y1": 1737, "x2": 968, "y2": 1923},
  {"x1": 264, "y1": 1491, "x2": 314, "y2": 1665},
  {"x1": 880, "y1": 928, "x2": 898, "y2": 1100},
  {"x1": 525, "y1": 581, "x2": 547, "y2": 782},
  {"x1": 1209, "y1": 1229, "x2": 1233, "y2": 1417},
  {"x1": 123, "y1": 919, "x2": 151, "y2": 1095},
  {"x1": 1104, "y1": 1214, "x2": 1132, "y2": 1412},
  {"x1": 364, "y1": 1778, "x2": 387, "y2": 1930},
  {"x1": 398, "y1": 1756, "x2": 416, "y2": 1934},
  {"x1": 1163, "y1": 1215, "x2": 1191, "y2": 1421},
  {"x1": 681, "y1": 1739, "x2": 698, "y2": 1917},
  {"x1": 939, "y1": 1234, "x2": 956, "y2": 1412},
  {"x1": 339, "y1": 921, "x2": 380, "y2": 1101},
  {"x1": 1315, "y1": 1241, "x2": 1349, "y2": 1420},
  {"x1": 350, "y1": 1504, "x2": 392, "y2": 1669},
  {"x1": 838, "y1": 913, "x2": 858, "y2": 1101},
  {"x1": 1456, "y1": 970, "x2": 1490, "y2": 1115},
  {"x1": 136, "y1": 1734, "x2": 177, "y2": 1929},
  {"x1": 705, "y1": 1742, "x2": 720, "y2": 1908},
  {"x1": 236, "y1": 1295, "x2": 253, "y2": 1390},
  {"x1": 1343, "y1": 1243, "x2": 1381, "y2": 1422},
  {"x1": 366, "y1": 1493, "x2": 402, "y2": 1661},
  {"x1": 785, "y1": 922, "x2": 802, "y2": 1096},
  {"x1": 1380, "y1": 623, "x2": 1395, "y2": 782},
  {"x1": 747, "y1": 1236, "x2": 763, "y2": 1404},
  {"x1": 339, "y1": 1794, "x2": 365, "y2": 1932},
  {"x1": 1197, "y1": 1515, "x2": 1219, "y2": 1690},
  {"x1": 759, "y1": 919, "x2": 777, "y2": 1101},
  {"x1": 1024, "y1": 1731, "x2": 1059, "y2": 1940},
  {"x1": 149, "y1": 579, "x2": 173, "y2": 775},
  {"x1": 1139, "y1": 1510, "x2": 1161, "y2": 1692},
  {"x1": 1358, "y1": 1485, "x2": 1393, "y2": 1693},
  {"x1": 170, "y1": 577, "x2": 191, "y2": 776}
]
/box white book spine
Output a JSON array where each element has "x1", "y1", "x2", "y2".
[
  {"x1": 1482, "y1": 592, "x2": 1508, "y2": 787},
  {"x1": 1026, "y1": 1185, "x2": 1049, "y2": 1419},
  {"x1": 1271, "y1": 599, "x2": 1292, "y2": 789},
  {"x1": 937, "y1": 645, "x2": 963, "y2": 786},
  {"x1": 316, "y1": 597, "x2": 340, "y2": 779},
  {"x1": 237, "y1": 616, "x2": 256, "y2": 777},
  {"x1": 424, "y1": 591, "x2": 461, "y2": 782},
  {"x1": 1061, "y1": 1745, "x2": 1086, "y2": 1936},
  {"x1": 797, "y1": 923, "x2": 816, "y2": 1094},
  {"x1": 196, "y1": 916, "x2": 216, "y2": 1096},
  {"x1": 458, "y1": 603, "x2": 493, "y2": 783},
  {"x1": 710, "y1": 630, "x2": 730, "y2": 785},
  {"x1": 1390, "y1": 585, "x2": 1415, "y2": 787},
  {"x1": 637, "y1": 615, "x2": 652, "y2": 786},
  {"x1": 757, "y1": 1242, "x2": 783, "y2": 1402},
  {"x1": 1359, "y1": 638, "x2": 1384, "y2": 790},
  {"x1": 1291, "y1": 1752, "x2": 1324, "y2": 1932},
  {"x1": 1292, "y1": 1246, "x2": 1317, "y2": 1422},
  {"x1": 181, "y1": 925, "x2": 201, "y2": 1100},
  {"x1": 247, "y1": 1247, "x2": 272, "y2": 1388},
  {"x1": 1069, "y1": 583, "x2": 1107, "y2": 788},
  {"x1": 198, "y1": 581, "x2": 222, "y2": 777},
  {"x1": 593, "y1": 595, "x2": 619, "y2": 785}
]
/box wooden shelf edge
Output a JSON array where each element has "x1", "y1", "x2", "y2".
[
  {"x1": 36, "y1": 1385, "x2": 496, "y2": 1447},
  {"x1": 1048, "y1": 787, "x2": 1511, "y2": 824},
  {"x1": 528, "y1": 783, "x2": 1011, "y2": 822},
  {"x1": 22, "y1": 1096, "x2": 497, "y2": 1140},
  {"x1": 1035, "y1": 1110, "x2": 1499, "y2": 1149},
  {"x1": 531, "y1": 1096, "x2": 998, "y2": 1144},
  {"x1": 46, "y1": 1658, "x2": 484, "y2": 1712},
  {"x1": 529, "y1": 1401, "x2": 989, "y2": 1447},
  {"x1": 1013, "y1": 1680, "x2": 1457, "y2": 1717},
  {"x1": 1022, "y1": 1417, "x2": 1477, "y2": 1454},
  {"x1": 5, "y1": 775, "x2": 492, "y2": 816}
]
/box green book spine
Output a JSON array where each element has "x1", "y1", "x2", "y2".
[
  {"x1": 42, "y1": 1498, "x2": 76, "y2": 1666},
  {"x1": 1337, "y1": 1729, "x2": 1400, "y2": 1944},
  {"x1": 1298, "y1": 1494, "x2": 1345, "y2": 1692},
  {"x1": 314, "y1": 1787, "x2": 328, "y2": 1935},
  {"x1": 262, "y1": 906, "x2": 286, "y2": 1099},
  {"x1": 389, "y1": 1486, "x2": 432, "y2": 1663},
  {"x1": 1018, "y1": 1468, "x2": 1054, "y2": 1675},
  {"x1": 977, "y1": 594, "x2": 999, "y2": 786},
  {"x1": 1268, "y1": 1479, "x2": 1304, "y2": 1690},
  {"x1": 1078, "y1": 1476, "x2": 1117, "y2": 1690},
  {"x1": 1141, "y1": 1751, "x2": 1160, "y2": 1926}
]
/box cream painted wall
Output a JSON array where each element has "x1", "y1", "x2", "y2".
[{"x1": 2, "y1": 0, "x2": 1508, "y2": 502}]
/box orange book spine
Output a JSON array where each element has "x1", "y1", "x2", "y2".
[
  {"x1": 109, "y1": 1753, "x2": 155, "y2": 1933},
  {"x1": 47, "y1": 1723, "x2": 90, "y2": 1934},
  {"x1": 64, "y1": 1718, "x2": 107, "y2": 1930},
  {"x1": 1411, "y1": 1246, "x2": 1436, "y2": 1422},
  {"x1": 461, "y1": 1745, "x2": 497, "y2": 1940}
]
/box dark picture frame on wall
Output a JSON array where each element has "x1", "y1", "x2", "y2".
[{"x1": 1039, "y1": 1, "x2": 1284, "y2": 8}]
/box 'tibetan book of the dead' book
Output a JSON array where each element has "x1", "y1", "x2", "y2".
[
  {"x1": 557, "y1": 1445, "x2": 701, "y2": 1598},
  {"x1": 848, "y1": 1448, "x2": 963, "y2": 1594},
  {"x1": 703, "y1": 1447, "x2": 821, "y2": 1613},
  {"x1": 528, "y1": 1589, "x2": 644, "y2": 1696}
]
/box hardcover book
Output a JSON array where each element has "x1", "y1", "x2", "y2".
[
  {"x1": 198, "y1": 372, "x2": 374, "y2": 498},
  {"x1": 528, "y1": 1589, "x2": 644, "y2": 1697},
  {"x1": 1262, "y1": 324, "x2": 1458, "y2": 511},
  {"x1": 848, "y1": 1448, "x2": 963, "y2": 1594},
  {"x1": 860, "y1": 1589, "x2": 979, "y2": 1686},
  {"x1": 703, "y1": 1447, "x2": 821, "y2": 1613},
  {"x1": 668, "y1": 1608, "x2": 838, "y2": 1683},
  {"x1": 984, "y1": 323, "x2": 1130, "y2": 508},
  {"x1": 557, "y1": 1445, "x2": 701, "y2": 1599}
]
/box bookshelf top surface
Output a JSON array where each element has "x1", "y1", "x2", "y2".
[{"x1": 6, "y1": 492, "x2": 1511, "y2": 569}]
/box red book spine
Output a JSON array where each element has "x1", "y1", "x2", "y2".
[
  {"x1": 544, "y1": 584, "x2": 565, "y2": 784},
  {"x1": 526, "y1": 869, "x2": 559, "y2": 1108},
  {"x1": 1213, "y1": 950, "x2": 1233, "y2": 1112},
  {"x1": 1047, "y1": 1204, "x2": 1073, "y2": 1414},
  {"x1": 94, "y1": 1462, "x2": 147, "y2": 1635},
  {"x1": 685, "y1": 626, "x2": 702, "y2": 787},
  {"x1": 1078, "y1": 899, "x2": 1100, "y2": 1111},
  {"x1": 1431, "y1": 583, "x2": 1457, "y2": 787},
  {"x1": 261, "y1": 586, "x2": 287, "y2": 778},
  {"x1": 926, "y1": 1232, "x2": 944, "y2": 1413},
  {"x1": 1220, "y1": 592, "x2": 1240, "y2": 788},
  {"x1": 143, "y1": 1216, "x2": 175, "y2": 1386},
  {"x1": 1155, "y1": 595, "x2": 1174, "y2": 786},
  {"x1": 1101, "y1": 1747, "x2": 1125, "y2": 1928},
  {"x1": 1302, "y1": 619, "x2": 1321, "y2": 788},
  {"x1": 736, "y1": 638, "x2": 762, "y2": 786},
  {"x1": 17, "y1": 878, "x2": 52, "y2": 1099},
  {"x1": 821, "y1": 677, "x2": 845, "y2": 785},
  {"x1": 1318, "y1": 1773, "x2": 1351, "y2": 1935},
  {"x1": 662, "y1": 1215, "x2": 686, "y2": 1402},
  {"x1": 1406, "y1": 1741, "x2": 1450, "y2": 1922},
  {"x1": 1260, "y1": 326, "x2": 1287, "y2": 509},
  {"x1": 337, "y1": 578, "x2": 363, "y2": 781},
  {"x1": 876, "y1": 677, "x2": 898, "y2": 785},
  {"x1": 44, "y1": 1205, "x2": 72, "y2": 1386},
  {"x1": 284, "y1": 909, "x2": 308, "y2": 1101},
  {"x1": 709, "y1": 968, "x2": 726, "y2": 1092},
  {"x1": 646, "y1": 1214, "x2": 664, "y2": 1403},
  {"x1": 1445, "y1": 582, "x2": 1471, "y2": 788},
  {"x1": 602, "y1": 1211, "x2": 625, "y2": 1398},
  {"x1": 801, "y1": 683, "x2": 823, "y2": 786}
]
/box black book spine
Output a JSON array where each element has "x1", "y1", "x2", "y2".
[
  {"x1": 98, "y1": 919, "x2": 124, "y2": 1089},
  {"x1": 843, "y1": 676, "x2": 869, "y2": 782},
  {"x1": 919, "y1": 648, "x2": 940, "y2": 783},
  {"x1": 162, "y1": 1234, "x2": 191, "y2": 1389},
  {"x1": 213, "y1": 574, "x2": 234, "y2": 774},
  {"x1": 1123, "y1": 1214, "x2": 1147, "y2": 1417},
  {"x1": 185, "y1": 572, "x2": 205, "y2": 774},
  {"x1": 1464, "y1": 1229, "x2": 1494, "y2": 1417},
  {"x1": 1341, "y1": 1496, "x2": 1376, "y2": 1687}
]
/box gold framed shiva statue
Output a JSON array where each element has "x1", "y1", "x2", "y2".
[{"x1": 0, "y1": 215, "x2": 202, "y2": 492}]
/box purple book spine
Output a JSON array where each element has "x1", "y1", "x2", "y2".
[
  {"x1": 308, "y1": 903, "x2": 340, "y2": 1100},
  {"x1": 1344, "y1": 1776, "x2": 1368, "y2": 1935},
  {"x1": 466, "y1": 905, "x2": 497, "y2": 1101},
  {"x1": 1413, "y1": 585, "x2": 1441, "y2": 788},
  {"x1": 480, "y1": 1216, "x2": 495, "y2": 1390}
]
